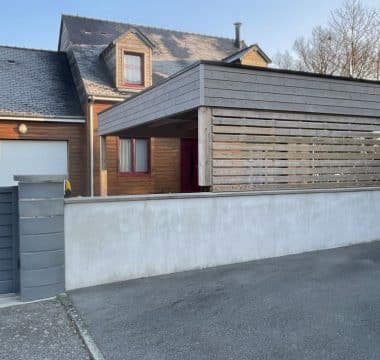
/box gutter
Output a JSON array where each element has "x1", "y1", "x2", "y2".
[
  {"x1": 0, "y1": 115, "x2": 85, "y2": 123},
  {"x1": 88, "y1": 95, "x2": 125, "y2": 102}
]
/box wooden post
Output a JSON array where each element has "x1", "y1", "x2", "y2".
[
  {"x1": 99, "y1": 136, "x2": 108, "y2": 196},
  {"x1": 198, "y1": 107, "x2": 212, "y2": 187}
]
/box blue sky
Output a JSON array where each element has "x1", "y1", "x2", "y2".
[{"x1": 1, "y1": 0, "x2": 379, "y2": 57}]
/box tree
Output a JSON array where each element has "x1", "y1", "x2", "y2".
[
  {"x1": 330, "y1": 0, "x2": 379, "y2": 78},
  {"x1": 272, "y1": 50, "x2": 298, "y2": 70},
  {"x1": 293, "y1": 26, "x2": 339, "y2": 75},
  {"x1": 275, "y1": 0, "x2": 380, "y2": 79}
]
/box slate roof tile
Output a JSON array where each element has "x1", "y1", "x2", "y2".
[{"x1": 0, "y1": 46, "x2": 83, "y2": 118}]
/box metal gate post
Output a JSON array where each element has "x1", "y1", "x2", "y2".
[{"x1": 14, "y1": 175, "x2": 66, "y2": 301}]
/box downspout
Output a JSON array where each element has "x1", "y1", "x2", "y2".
[{"x1": 88, "y1": 97, "x2": 95, "y2": 197}]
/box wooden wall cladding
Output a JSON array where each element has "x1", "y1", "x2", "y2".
[
  {"x1": 211, "y1": 108, "x2": 380, "y2": 192},
  {"x1": 0, "y1": 120, "x2": 86, "y2": 196}
]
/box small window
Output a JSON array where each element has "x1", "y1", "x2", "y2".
[
  {"x1": 119, "y1": 138, "x2": 149, "y2": 174},
  {"x1": 123, "y1": 53, "x2": 144, "y2": 86}
]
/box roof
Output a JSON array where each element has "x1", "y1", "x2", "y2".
[
  {"x1": 0, "y1": 46, "x2": 83, "y2": 119},
  {"x1": 60, "y1": 14, "x2": 246, "y2": 97},
  {"x1": 223, "y1": 44, "x2": 272, "y2": 64},
  {"x1": 98, "y1": 60, "x2": 380, "y2": 136}
]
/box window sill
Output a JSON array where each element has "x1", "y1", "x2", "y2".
[
  {"x1": 121, "y1": 83, "x2": 145, "y2": 89},
  {"x1": 118, "y1": 172, "x2": 151, "y2": 177}
]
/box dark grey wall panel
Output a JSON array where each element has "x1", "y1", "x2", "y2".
[
  {"x1": 16, "y1": 175, "x2": 65, "y2": 301},
  {"x1": 0, "y1": 186, "x2": 18, "y2": 294},
  {"x1": 203, "y1": 64, "x2": 380, "y2": 117}
]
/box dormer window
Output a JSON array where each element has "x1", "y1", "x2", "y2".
[
  {"x1": 123, "y1": 52, "x2": 144, "y2": 86},
  {"x1": 100, "y1": 29, "x2": 153, "y2": 90}
]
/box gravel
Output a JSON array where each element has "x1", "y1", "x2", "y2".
[{"x1": 0, "y1": 299, "x2": 90, "y2": 360}]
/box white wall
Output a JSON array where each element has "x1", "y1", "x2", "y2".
[{"x1": 64, "y1": 189, "x2": 380, "y2": 290}]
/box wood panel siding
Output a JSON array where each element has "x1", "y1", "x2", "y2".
[
  {"x1": 240, "y1": 49, "x2": 268, "y2": 67},
  {"x1": 211, "y1": 108, "x2": 380, "y2": 192},
  {"x1": 103, "y1": 137, "x2": 181, "y2": 195},
  {"x1": 115, "y1": 32, "x2": 152, "y2": 90},
  {"x1": 98, "y1": 64, "x2": 201, "y2": 135},
  {"x1": 0, "y1": 121, "x2": 86, "y2": 196},
  {"x1": 203, "y1": 63, "x2": 380, "y2": 117},
  {"x1": 93, "y1": 102, "x2": 180, "y2": 195}
]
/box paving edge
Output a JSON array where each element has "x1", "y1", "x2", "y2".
[{"x1": 58, "y1": 293, "x2": 105, "y2": 360}]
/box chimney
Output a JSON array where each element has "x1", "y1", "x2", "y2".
[{"x1": 234, "y1": 22, "x2": 242, "y2": 48}]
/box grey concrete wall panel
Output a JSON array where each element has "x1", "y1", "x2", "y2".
[
  {"x1": 15, "y1": 175, "x2": 65, "y2": 301},
  {"x1": 20, "y1": 233, "x2": 64, "y2": 252},
  {"x1": 19, "y1": 199, "x2": 64, "y2": 218},
  {"x1": 20, "y1": 216, "x2": 64, "y2": 236},
  {"x1": 20, "y1": 249, "x2": 64, "y2": 270},
  {"x1": 18, "y1": 182, "x2": 64, "y2": 199},
  {"x1": 21, "y1": 282, "x2": 65, "y2": 301},
  {"x1": 21, "y1": 265, "x2": 64, "y2": 287}
]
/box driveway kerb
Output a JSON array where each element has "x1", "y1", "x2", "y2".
[{"x1": 58, "y1": 293, "x2": 105, "y2": 360}]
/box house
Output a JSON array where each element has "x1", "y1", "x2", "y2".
[{"x1": 0, "y1": 15, "x2": 271, "y2": 196}]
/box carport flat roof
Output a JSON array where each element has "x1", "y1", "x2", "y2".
[{"x1": 98, "y1": 60, "x2": 380, "y2": 136}]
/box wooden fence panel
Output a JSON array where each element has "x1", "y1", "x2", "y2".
[{"x1": 211, "y1": 109, "x2": 380, "y2": 191}]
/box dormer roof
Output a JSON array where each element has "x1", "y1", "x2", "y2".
[
  {"x1": 112, "y1": 28, "x2": 155, "y2": 48},
  {"x1": 223, "y1": 44, "x2": 272, "y2": 64}
]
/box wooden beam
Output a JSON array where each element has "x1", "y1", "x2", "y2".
[
  {"x1": 198, "y1": 107, "x2": 212, "y2": 186},
  {"x1": 99, "y1": 136, "x2": 108, "y2": 196}
]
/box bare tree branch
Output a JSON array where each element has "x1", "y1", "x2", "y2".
[{"x1": 274, "y1": 0, "x2": 380, "y2": 79}]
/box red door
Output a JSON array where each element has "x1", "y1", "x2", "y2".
[{"x1": 181, "y1": 138, "x2": 200, "y2": 193}]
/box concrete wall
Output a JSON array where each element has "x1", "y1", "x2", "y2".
[
  {"x1": 16, "y1": 175, "x2": 66, "y2": 301},
  {"x1": 65, "y1": 188, "x2": 380, "y2": 290}
]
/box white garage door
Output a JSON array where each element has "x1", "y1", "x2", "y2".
[{"x1": 0, "y1": 140, "x2": 68, "y2": 186}]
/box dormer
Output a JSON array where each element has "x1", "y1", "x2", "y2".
[
  {"x1": 223, "y1": 44, "x2": 272, "y2": 67},
  {"x1": 100, "y1": 28, "x2": 154, "y2": 91}
]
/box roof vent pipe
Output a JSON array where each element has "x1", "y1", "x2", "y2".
[{"x1": 234, "y1": 22, "x2": 242, "y2": 48}]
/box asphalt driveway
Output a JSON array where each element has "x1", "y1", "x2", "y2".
[{"x1": 70, "y1": 241, "x2": 380, "y2": 360}]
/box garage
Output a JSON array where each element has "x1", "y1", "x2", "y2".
[{"x1": 0, "y1": 140, "x2": 68, "y2": 186}]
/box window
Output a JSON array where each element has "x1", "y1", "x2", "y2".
[
  {"x1": 123, "y1": 53, "x2": 144, "y2": 86},
  {"x1": 119, "y1": 138, "x2": 149, "y2": 174}
]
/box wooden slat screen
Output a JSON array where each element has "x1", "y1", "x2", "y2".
[{"x1": 211, "y1": 108, "x2": 380, "y2": 192}]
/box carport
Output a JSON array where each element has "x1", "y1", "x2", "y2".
[{"x1": 98, "y1": 60, "x2": 380, "y2": 195}]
